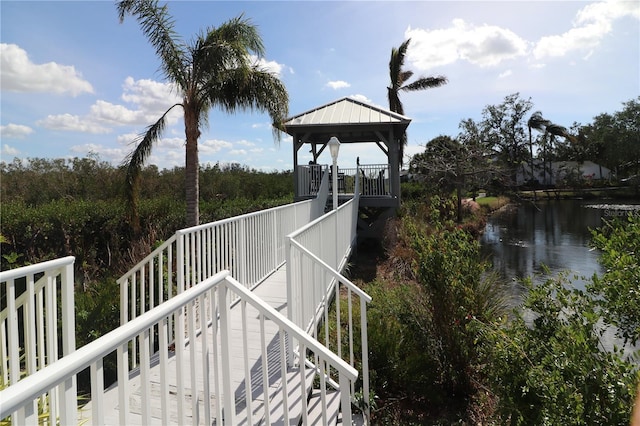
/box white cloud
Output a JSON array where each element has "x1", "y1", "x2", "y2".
[
  {"x1": 90, "y1": 100, "x2": 143, "y2": 126},
  {"x1": 120, "y1": 77, "x2": 183, "y2": 124},
  {"x1": 534, "y1": 0, "x2": 639, "y2": 59},
  {"x1": 157, "y1": 137, "x2": 184, "y2": 149},
  {"x1": 2, "y1": 144, "x2": 20, "y2": 156},
  {"x1": 406, "y1": 19, "x2": 529, "y2": 70},
  {"x1": 36, "y1": 76, "x2": 183, "y2": 136},
  {"x1": 0, "y1": 43, "x2": 93, "y2": 96},
  {"x1": 348, "y1": 94, "x2": 374, "y2": 105},
  {"x1": 116, "y1": 132, "x2": 140, "y2": 146},
  {"x1": 70, "y1": 143, "x2": 126, "y2": 163},
  {"x1": 326, "y1": 80, "x2": 351, "y2": 90},
  {"x1": 251, "y1": 55, "x2": 287, "y2": 76},
  {"x1": 199, "y1": 139, "x2": 232, "y2": 154},
  {"x1": 236, "y1": 140, "x2": 256, "y2": 147},
  {"x1": 0, "y1": 123, "x2": 34, "y2": 139},
  {"x1": 37, "y1": 114, "x2": 111, "y2": 134},
  {"x1": 498, "y1": 69, "x2": 513, "y2": 78},
  {"x1": 229, "y1": 149, "x2": 248, "y2": 156}
]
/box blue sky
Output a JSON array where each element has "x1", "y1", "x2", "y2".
[{"x1": 1, "y1": 0, "x2": 639, "y2": 171}]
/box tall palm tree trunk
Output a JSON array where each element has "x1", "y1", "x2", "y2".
[{"x1": 184, "y1": 103, "x2": 200, "y2": 227}]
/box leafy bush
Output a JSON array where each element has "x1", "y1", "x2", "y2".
[
  {"x1": 589, "y1": 214, "x2": 640, "y2": 344},
  {"x1": 477, "y1": 274, "x2": 638, "y2": 425},
  {"x1": 365, "y1": 195, "x2": 508, "y2": 422}
]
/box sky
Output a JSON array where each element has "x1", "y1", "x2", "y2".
[{"x1": 1, "y1": 0, "x2": 639, "y2": 172}]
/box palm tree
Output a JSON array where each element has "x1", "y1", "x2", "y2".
[
  {"x1": 527, "y1": 111, "x2": 550, "y2": 186},
  {"x1": 387, "y1": 38, "x2": 447, "y2": 164},
  {"x1": 118, "y1": 0, "x2": 288, "y2": 229},
  {"x1": 544, "y1": 123, "x2": 576, "y2": 185}
]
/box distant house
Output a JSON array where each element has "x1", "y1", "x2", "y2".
[{"x1": 517, "y1": 160, "x2": 611, "y2": 186}]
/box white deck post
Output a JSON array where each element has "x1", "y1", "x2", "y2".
[
  {"x1": 285, "y1": 236, "x2": 295, "y2": 367},
  {"x1": 219, "y1": 280, "x2": 235, "y2": 425},
  {"x1": 60, "y1": 262, "x2": 77, "y2": 424}
]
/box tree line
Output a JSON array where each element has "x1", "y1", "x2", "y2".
[
  {"x1": 0, "y1": 157, "x2": 293, "y2": 274},
  {"x1": 1, "y1": 156, "x2": 292, "y2": 206},
  {"x1": 410, "y1": 94, "x2": 640, "y2": 201}
]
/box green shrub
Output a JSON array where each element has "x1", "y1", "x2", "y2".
[
  {"x1": 477, "y1": 274, "x2": 638, "y2": 425},
  {"x1": 365, "y1": 195, "x2": 508, "y2": 422},
  {"x1": 589, "y1": 215, "x2": 640, "y2": 344}
]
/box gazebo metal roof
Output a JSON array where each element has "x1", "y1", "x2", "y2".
[{"x1": 282, "y1": 97, "x2": 411, "y2": 143}]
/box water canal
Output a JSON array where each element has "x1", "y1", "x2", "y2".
[{"x1": 480, "y1": 198, "x2": 640, "y2": 290}]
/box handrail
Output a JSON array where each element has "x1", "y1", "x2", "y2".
[
  {"x1": 1, "y1": 257, "x2": 77, "y2": 425},
  {"x1": 0, "y1": 256, "x2": 75, "y2": 281},
  {"x1": 175, "y1": 199, "x2": 313, "y2": 235},
  {"x1": 0, "y1": 270, "x2": 229, "y2": 418},
  {"x1": 118, "y1": 198, "x2": 320, "y2": 371},
  {"x1": 284, "y1": 166, "x2": 371, "y2": 422},
  {"x1": 225, "y1": 275, "x2": 357, "y2": 380},
  {"x1": 288, "y1": 239, "x2": 371, "y2": 303},
  {"x1": 117, "y1": 236, "x2": 176, "y2": 284},
  {"x1": 1, "y1": 269, "x2": 358, "y2": 424}
]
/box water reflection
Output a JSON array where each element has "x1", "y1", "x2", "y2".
[{"x1": 480, "y1": 200, "x2": 610, "y2": 289}]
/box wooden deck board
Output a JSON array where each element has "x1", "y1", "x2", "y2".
[{"x1": 82, "y1": 266, "x2": 320, "y2": 426}]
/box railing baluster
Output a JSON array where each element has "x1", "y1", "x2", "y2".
[
  {"x1": 260, "y1": 314, "x2": 271, "y2": 426},
  {"x1": 130, "y1": 273, "x2": 137, "y2": 368},
  {"x1": 36, "y1": 286, "x2": 45, "y2": 371},
  {"x1": 46, "y1": 274, "x2": 58, "y2": 425},
  {"x1": 25, "y1": 275, "x2": 36, "y2": 377},
  {"x1": 279, "y1": 328, "x2": 290, "y2": 425},
  {"x1": 176, "y1": 304, "x2": 186, "y2": 424},
  {"x1": 6, "y1": 278, "x2": 20, "y2": 425},
  {"x1": 117, "y1": 343, "x2": 129, "y2": 425},
  {"x1": 241, "y1": 300, "x2": 253, "y2": 425},
  {"x1": 140, "y1": 329, "x2": 151, "y2": 425},
  {"x1": 199, "y1": 293, "x2": 211, "y2": 425},
  {"x1": 361, "y1": 298, "x2": 370, "y2": 422},
  {"x1": 339, "y1": 372, "x2": 352, "y2": 425},
  {"x1": 320, "y1": 357, "x2": 328, "y2": 426},
  {"x1": 299, "y1": 342, "x2": 308, "y2": 426},
  {"x1": 348, "y1": 287, "x2": 354, "y2": 368},
  {"x1": 159, "y1": 316, "x2": 169, "y2": 424},
  {"x1": 188, "y1": 297, "x2": 198, "y2": 426},
  {"x1": 90, "y1": 359, "x2": 104, "y2": 426},
  {"x1": 219, "y1": 281, "x2": 234, "y2": 425},
  {"x1": 150, "y1": 258, "x2": 155, "y2": 351},
  {"x1": 211, "y1": 288, "x2": 223, "y2": 423}
]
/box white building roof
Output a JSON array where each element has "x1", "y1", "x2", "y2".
[{"x1": 284, "y1": 97, "x2": 411, "y2": 127}]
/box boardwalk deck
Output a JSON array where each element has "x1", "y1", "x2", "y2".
[{"x1": 79, "y1": 265, "x2": 330, "y2": 426}]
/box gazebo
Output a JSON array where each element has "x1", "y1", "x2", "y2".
[{"x1": 281, "y1": 97, "x2": 411, "y2": 238}]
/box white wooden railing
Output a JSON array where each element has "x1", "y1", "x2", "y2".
[
  {"x1": 0, "y1": 270, "x2": 358, "y2": 425},
  {"x1": 286, "y1": 171, "x2": 372, "y2": 420},
  {"x1": 297, "y1": 164, "x2": 328, "y2": 198},
  {"x1": 0, "y1": 257, "x2": 77, "y2": 425},
  {"x1": 297, "y1": 163, "x2": 390, "y2": 197},
  {"x1": 118, "y1": 195, "x2": 327, "y2": 368},
  {"x1": 340, "y1": 164, "x2": 390, "y2": 196}
]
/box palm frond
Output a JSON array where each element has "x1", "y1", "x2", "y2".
[
  {"x1": 210, "y1": 67, "x2": 289, "y2": 142},
  {"x1": 389, "y1": 39, "x2": 411, "y2": 89},
  {"x1": 213, "y1": 14, "x2": 265, "y2": 58},
  {"x1": 122, "y1": 103, "x2": 182, "y2": 230},
  {"x1": 527, "y1": 111, "x2": 549, "y2": 132},
  {"x1": 401, "y1": 75, "x2": 448, "y2": 92},
  {"x1": 117, "y1": 0, "x2": 188, "y2": 89},
  {"x1": 399, "y1": 70, "x2": 414, "y2": 87}
]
